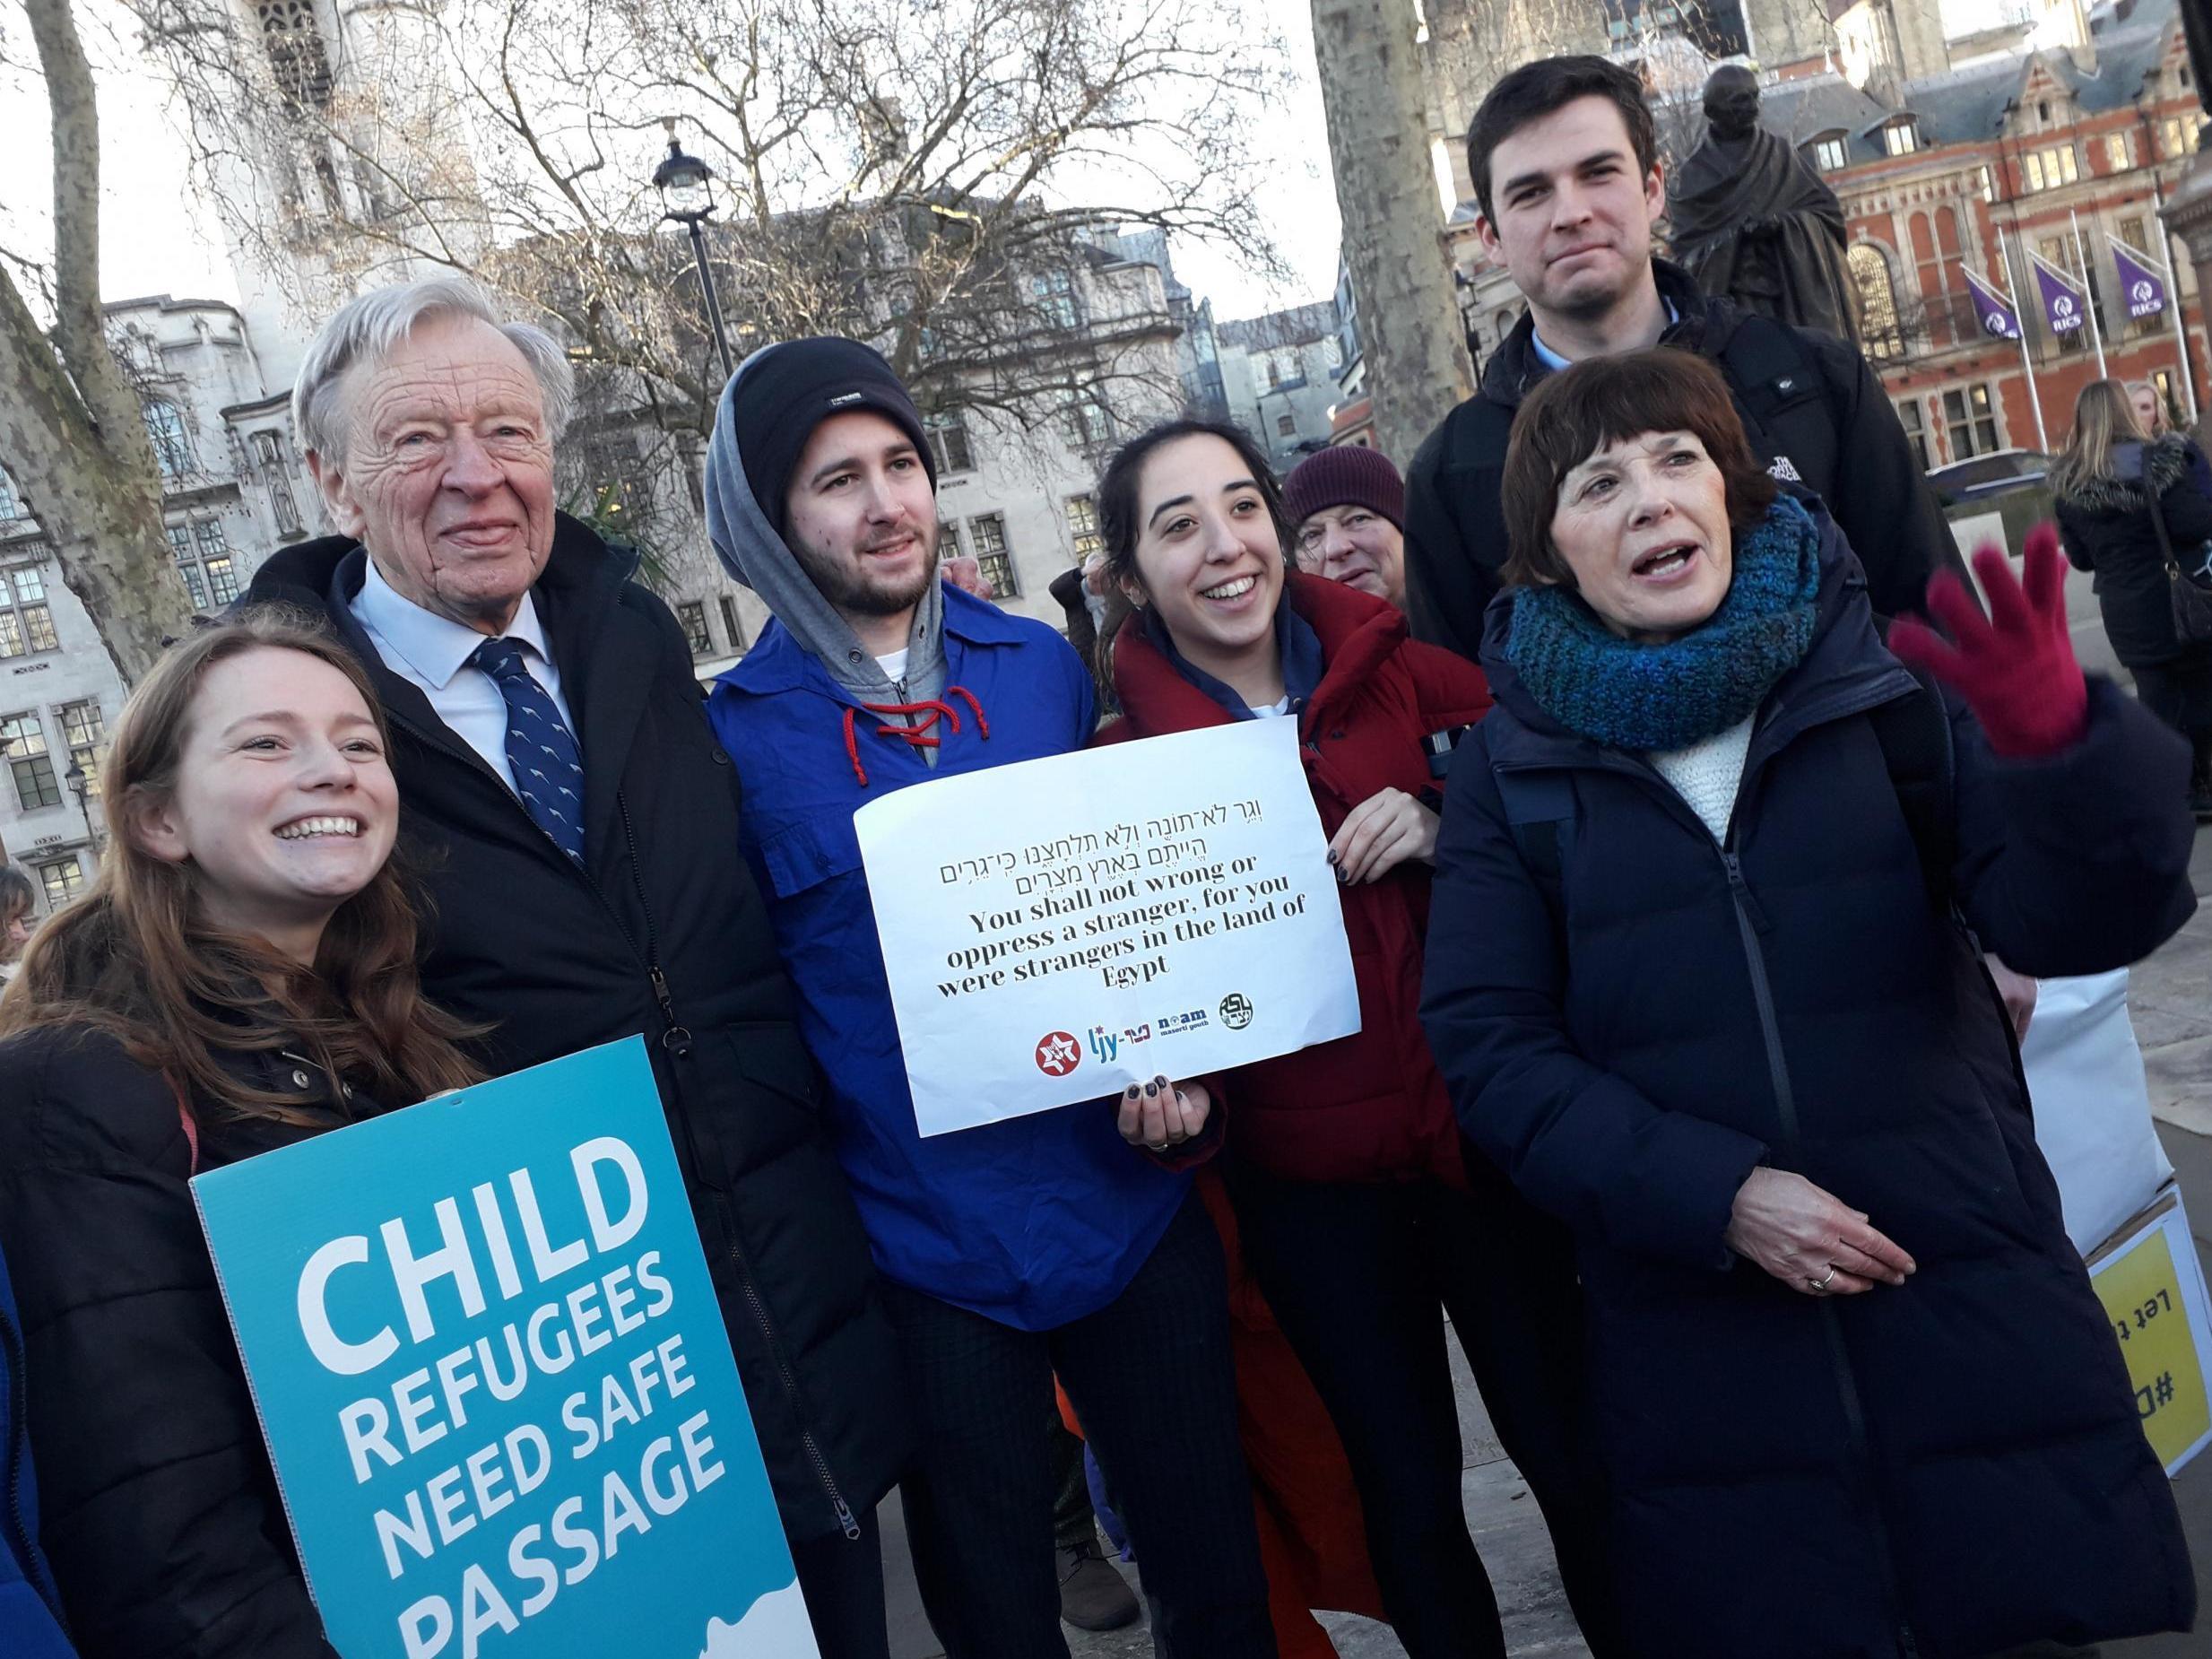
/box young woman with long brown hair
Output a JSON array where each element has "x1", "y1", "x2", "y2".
[{"x1": 0, "y1": 609, "x2": 480, "y2": 1658}]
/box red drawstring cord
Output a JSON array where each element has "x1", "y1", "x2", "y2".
[{"x1": 839, "y1": 685, "x2": 991, "y2": 787}]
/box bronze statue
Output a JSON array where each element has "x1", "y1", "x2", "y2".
[{"x1": 1670, "y1": 65, "x2": 1862, "y2": 342}]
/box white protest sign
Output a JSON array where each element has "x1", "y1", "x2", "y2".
[{"x1": 854, "y1": 717, "x2": 1361, "y2": 1136}]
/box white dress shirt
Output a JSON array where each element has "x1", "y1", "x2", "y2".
[{"x1": 347, "y1": 553, "x2": 577, "y2": 795}]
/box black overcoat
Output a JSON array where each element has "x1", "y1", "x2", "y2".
[{"x1": 1420, "y1": 522, "x2": 2199, "y2": 1657}]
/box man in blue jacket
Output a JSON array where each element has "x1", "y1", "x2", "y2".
[
  {"x1": 701, "y1": 339, "x2": 1275, "y2": 1659},
  {"x1": 2, "y1": 1248, "x2": 76, "y2": 1659}
]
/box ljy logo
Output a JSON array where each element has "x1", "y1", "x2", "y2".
[{"x1": 1089, "y1": 1025, "x2": 1120, "y2": 1064}]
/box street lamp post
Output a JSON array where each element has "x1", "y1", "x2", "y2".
[
  {"x1": 653, "y1": 127, "x2": 737, "y2": 381},
  {"x1": 62, "y1": 760, "x2": 99, "y2": 856}
]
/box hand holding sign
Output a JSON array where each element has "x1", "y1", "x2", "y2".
[{"x1": 1115, "y1": 1075, "x2": 1211, "y2": 1152}]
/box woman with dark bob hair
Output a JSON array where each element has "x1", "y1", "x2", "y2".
[
  {"x1": 1419, "y1": 345, "x2": 2198, "y2": 1656},
  {"x1": 0, "y1": 608, "x2": 481, "y2": 1658},
  {"x1": 1091, "y1": 416, "x2": 1618, "y2": 1657}
]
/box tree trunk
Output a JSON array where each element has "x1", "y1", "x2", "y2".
[
  {"x1": 1, "y1": 0, "x2": 194, "y2": 685},
  {"x1": 1309, "y1": 0, "x2": 1473, "y2": 466}
]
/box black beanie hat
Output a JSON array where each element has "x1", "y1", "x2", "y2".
[{"x1": 724, "y1": 337, "x2": 938, "y2": 540}]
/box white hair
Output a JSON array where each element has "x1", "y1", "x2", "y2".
[{"x1": 291, "y1": 277, "x2": 576, "y2": 464}]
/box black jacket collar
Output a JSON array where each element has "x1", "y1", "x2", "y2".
[{"x1": 1480, "y1": 259, "x2": 1739, "y2": 411}]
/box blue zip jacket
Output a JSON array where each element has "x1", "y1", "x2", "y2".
[
  {"x1": 707, "y1": 586, "x2": 1192, "y2": 1330},
  {"x1": 1, "y1": 1247, "x2": 75, "y2": 1659}
]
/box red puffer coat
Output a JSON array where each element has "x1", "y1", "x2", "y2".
[{"x1": 1095, "y1": 572, "x2": 1492, "y2": 1186}]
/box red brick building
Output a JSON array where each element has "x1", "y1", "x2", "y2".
[{"x1": 1770, "y1": 0, "x2": 2209, "y2": 465}]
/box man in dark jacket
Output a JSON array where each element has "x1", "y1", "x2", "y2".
[
  {"x1": 1404, "y1": 55, "x2": 1959, "y2": 660},
  {"x1": 244, "y1": 278, "x2": 906, "y2": 1658},
  {"x1": 1, "y1": 1247, "x2": 75, "y2": 1659}
]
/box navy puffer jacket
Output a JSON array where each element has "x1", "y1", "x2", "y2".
[{"x1": 1420, "y1": 514, "x2": 2198, "y2": 1658}]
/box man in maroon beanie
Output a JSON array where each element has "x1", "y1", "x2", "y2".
[{"x1": 1283, "y1": 446, "x2": 1410, "y2": 612}]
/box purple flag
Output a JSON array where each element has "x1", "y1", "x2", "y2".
[
  {"x1": 1965, "y1": 268, "x2": 2021, "y2": 341},
  {"x1": 2034, "y1": 256, "x2": 2088, "y2": 337},
  {"x1": 2112, "y1": 238, "x2": 2169, "y2": 321}
]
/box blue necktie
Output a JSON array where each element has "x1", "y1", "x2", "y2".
[{"x1": 471, "y1": 637, "x2": 586, "y2": 865}]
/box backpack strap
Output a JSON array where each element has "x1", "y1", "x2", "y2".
[{"x1": 1866, "y1": 663, "x2": 1956, "y2": 911}]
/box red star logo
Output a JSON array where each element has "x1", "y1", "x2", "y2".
[{"x1": 1034, "y1": 1031, "x2": 1080, "y2": 1077}]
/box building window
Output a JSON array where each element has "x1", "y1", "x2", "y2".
[
  {"x1": 256, "y1": 0, "x2": 334, "y2": 109},
  {"x1": 1067, "y1": 494, "x2": 1103, "y2": 565},
  {"x1": 1881, "y1": 119, "x2": 1920, "y2": 157},
  {"x1": 2104, "y1": 131, "x2": 2134, "y2": 172},
  {"x1": 1979, "y1": 165, "x2": 1996, "y2": 204},
  {"x1": 143, "y1": 401, "x2": 195, "y2": 482},
  {"x1": 0, "y1": 566, "x2": 59, "y2": 658},
  {"x1": 925, "y1": 410, "x2": 975, "y2": 474},
  {"x1": 0, "y1": 714, "x2": 61, "y2": 812},
  {"x1": 1810, "y1": 133, "x2": 1849, "y2": 170},
  {"x1": 35, "y1": 856, "x2": 84, "y2": 911},
  {"x1": 0, "y1": 470, "x2": 22, "y2": 521},
  {"x1": 1276, "y1": 412, "x2": 1297, "y2": 437},
  {"x1": 1031, "y1": 270, "x2": 1078, "y2": 331},
  {"x1": 676, "y1": 601, "x2": 710, "y2": 656},
  {"x1": 2023, "y1": 145, "x2": 2079, "y2": 192},
  {"x1": 2162, "y1": 114, "x2": 2207, "y2": 159},
  {"x1": 1849, "y1": 245, "x2": 1905, "y2": 360},
  {"x1": 169, "y1": 518, "x2": 237, "y2": 607},
  {"x1": 1059, "y1": 387, "x2": 1115, "y2": 454},
  {"x1": 1942, "y1": 384, "x2": 1999, "y2": 460},
  {"x1": 968, "y1": 513, "x2": 1016, "y2": 597},
  {"x1": 718, "y1": 595, "x2": 747, "y2": 652},
  {"x1": 1896, "y1": 399, "x2": 1930, "y2": 472},
  {"x1": 57, "y1": 699, "x2": 104, "y2": 796}
]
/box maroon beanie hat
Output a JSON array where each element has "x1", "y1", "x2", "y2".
[{"x1": 1282, "y1": 444, "x2": 1406, "y2": 531}]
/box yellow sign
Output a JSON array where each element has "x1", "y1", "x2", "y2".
[{"x1": 2094, "y1": 1214, "x2": 2212, "y2": 1471}]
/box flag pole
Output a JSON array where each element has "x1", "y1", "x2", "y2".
[
  {"x1": 1999, "y1": 228, "x2": 2051, "y2": 450},
  {"x1": 2150, "y1": 171, "x2": 2202, "y2": 424},
  {"x1": 2069, "y1": 205, "x2": 2110, "y2": 378}
]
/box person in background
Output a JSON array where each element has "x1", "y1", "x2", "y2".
[
  {"x1": 2130, "y1": 380, "x2": 2172, "y2": 439},
  {"x1": 1401, "y1": 55, "x2": 1955, "y2": 662},
  {"x1": 1422, "y1": 347, "x2": 2196, "y2": 1657},
  {"x1": 244, "y1": 277, "x2": 906, "y2": 1657},
  {"x1": 1, "y1": 1243, "x2": 75, "y2": 1659},
  {"x1": 1093, "y1": 417, "x2": 1616, "y2": 1658},
  {"x1": 0, "y1": 865, "x2": 37, "y2": 982},
  {"x1": 701, "y1": 337, "x2": 1276, "y2": 1659},
  {"x1": 2052, "y1": 378, "x2": 2212, "y2": 818},
  {"x1": 1283, "y1": 446, "x2": 1410, "y2": 612},
  {"x1": 0, "y1": 612, "x2": 483, "y2": 1659}
]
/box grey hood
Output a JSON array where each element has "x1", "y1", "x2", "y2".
[{"x1": 703, "y1": 344, "x2": 945, "y2": 702}]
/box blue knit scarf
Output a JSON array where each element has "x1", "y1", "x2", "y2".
[{"x1": 1505, "y1": 493, "x2": 1821, "y2": 751}]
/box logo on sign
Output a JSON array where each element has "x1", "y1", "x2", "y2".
[
  {"x1": 1983, "y1": 310, "x2": 2012, "y2": 337},
  {"x1": 2134, "y1": 279, "x2": 2157, "y2": 306},
  {"x1": 1034, "y1": 1030, "x2": 1081, "y2": 1076},
  {"x1": 1219, "y1": 993, "x2": 1254, "y2": 1031},
  {"x1": 2052, "y1": 295, "x2": 2080, "y2": 328}
]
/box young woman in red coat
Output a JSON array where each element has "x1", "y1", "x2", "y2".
[{"x1": 1089, "y1": 419, "x2": 1619, "y2": 1659}]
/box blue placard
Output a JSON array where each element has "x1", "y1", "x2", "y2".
[{"x1": 192, "y1": 1038, "x2": 817, "y2": 1658}]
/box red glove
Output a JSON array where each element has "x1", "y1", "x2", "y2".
[{"x1": 1887, "y1": 523, "x2": 2086, "y2": 760}]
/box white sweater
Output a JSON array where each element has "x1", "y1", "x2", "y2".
[{"x1": 1647, "y1": 715, "x2": 1756, "y2": 843}]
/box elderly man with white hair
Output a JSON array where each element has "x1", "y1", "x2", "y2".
[{"x1": 246, "y1": 279, "x2": 908, "y2": 1658}]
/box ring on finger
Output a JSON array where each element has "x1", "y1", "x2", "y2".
[{"x1": 1808, "y1": 1264, "x2": 1837, "y2": 1291}]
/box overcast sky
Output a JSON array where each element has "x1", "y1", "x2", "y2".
[{"x1": 0, "y1": 0, "x2": 1345, "y2": 334}]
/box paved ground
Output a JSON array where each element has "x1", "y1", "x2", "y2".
[{"x1": 881, "y1": 560, "x2": 2212, "y2": 1657}]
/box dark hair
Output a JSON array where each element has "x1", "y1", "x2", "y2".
[
  {"x1": 1500, "y1": 348, "x2": 1779, "y2": 588},
  {"x1": 0, "y1": 865, "x2": 32, "y2": 929},
  {"x1": 1467, "y1": 56, "x2": 1658, "y2": 225},
  {"x1": 1096, "y1": 416, "x2": 1298, "y2": 591},
  {"x1": 0, "y1": 607, "x2": 482, "y2": 1125}
]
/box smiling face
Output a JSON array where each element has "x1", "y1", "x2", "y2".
[
  {"x1": 1478, "y1": 95, "x2": 1664, "y2": 325},
  {"x1": 784, "y1": 411, "x2": 941, "y2": 629},
  {"x1": 1297, "y1": 504, "x2": 1406, "y2": 610},
  {"x1": 308, "y1": 314, "x2": 557, "y2": 636},
  {"x1": 1548, "y1": 430, "x2": 1733, "y2": 642},
  {"x1": 1123, "y1": 433, "x2": 1286, "y2": 682},
  {"x1": 134, "y1": 647, "x2": 399, "y2": 964}
]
